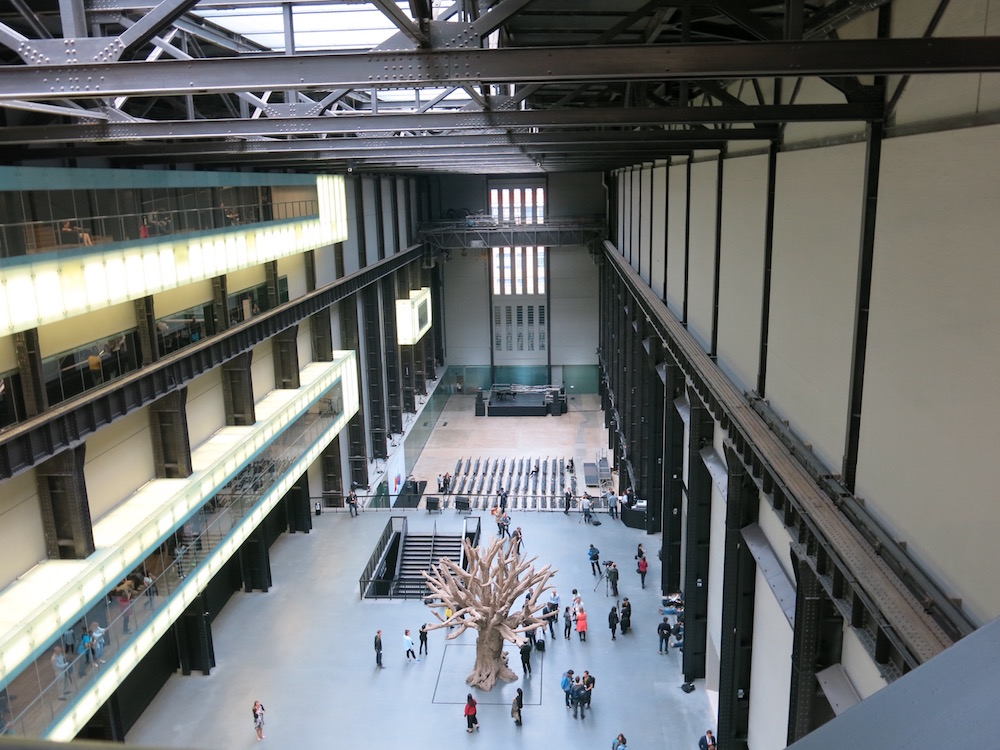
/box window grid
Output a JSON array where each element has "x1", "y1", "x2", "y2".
[{"x1": 514, "y1": 247, "x2": 523, "y2": 294}]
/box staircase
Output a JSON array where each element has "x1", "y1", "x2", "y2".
[{"x1": 395, "y1": 533, "x2": 464, "y2": 598}]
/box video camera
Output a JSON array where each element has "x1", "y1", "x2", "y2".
[{"x1": 603, "y1": 560, "x2": 614, "y2": 567}]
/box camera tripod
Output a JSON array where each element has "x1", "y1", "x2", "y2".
[{"x1": 594, "y1": 562, "x2": 619, "y2": 597}]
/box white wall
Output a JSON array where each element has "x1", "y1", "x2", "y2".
[
  {"x1": 853, "y1": 123, "x2": 1000, "y2": 622},
  {"x1": 442, "y1": 254, "x2": 491, "y2": 366},
  {"x1": 747, "y1": 569, "x2": 794, "y2": 750},
  {"x1": 187, "y1": 367, "x2": 225, "y2": 449},
  {"x1": 766, "y1": 142, "x2": 865, "y2": 471},
  {"x1": 251, "y1": 339, "x2": 276, "y2": 398},
  {"x1": 840, "y1": 625, "x2": 888, "y2": 699},
  {"x1": 343, "y1": 178, "x2": 361, "y2": 275},
  {"x1": 686, "y1": 158, "x2": 718, "y2": 352},
  {"x1": 85, "y1": 409, "x2": 155, "y2": 520},
  {"x1": 296, "y1": 318, "x2": 312, "y2": 368},
  {"x1": 666, "y1": 159, "x2": 689, "y2": 318},
  {"x1": 0, "y1": 471, "x2": 44, "y2": 587},
  {"x1": 650, "y1": 163, "x2": 667, "y2": 299},
  {"x1": 549, "y1": 246, "x2": 599, "y2": 366},
  {"x1": 228, "y1": 263, "x2": 266, "y2": 295},
  {"x1": 154, "y1": 280, "x2": 213, "y2": 318},
  {"x1": 39, "y1": 301, "x2": 135, "y2": 355},
  {"x1": 716, "y1": 153, "x2": 768, "y2": 393},
  {"x1": 639, "y1": 165, "x2": 652, "y2": 283},
  {"x1": 277, "y1": 253, "x2": 307, "y2": 302}
]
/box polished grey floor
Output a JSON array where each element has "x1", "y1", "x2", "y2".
[{"x1": 126, "y1": 396, "x2": 716, "y2": 749}]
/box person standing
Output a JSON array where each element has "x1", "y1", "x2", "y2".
[
  {"x1": 511, "y1": 527, "x2": 523, "y2": 555},
  {"x1": 638, "y1": 556, "x2": 649, "y2": 588},
  {"x1": 563, "y1": 488, "x2": 572, "y2": 515},
  {"x1": 90, "y1": 623, "x2": 107, "y2": 664},
  {"x1": 520, "y1": 641, "x2": 532, "y2": 676},
  {"x1": 419, "y1": 623, "x2": 429, "y2": 655},
  {"x1": 252, "y1": 700, "x2": 265, "y2": 741},
  {"x1": 437, "y1": 474, "x2": 443, "y2": 493},
  {"x1": 374, "y1": 630, "x2": 384, "y2": 668},
  {"x1": 608, "y1": 492, "x2": 618, "y2": 519},
  {"x1": 561, "y1": 670, "x2": 575, "y2": 706},
  {"x1": 582, "y1": 670, "x2": 596, "y2": 710},
  {"x1": 464, "y1": 694, "x2": 479, "y2": 732},
  {"x1": 576, "y1": 608, "x2": 588, "y2": 641},
  {"x1": 698, "y1": 729, "x2": 718, "y2": 749},
  {"x1": 658, "y1": 617, "x2": 672, "y2": 653},
  {"x1": 581, "y1": 495, "x2": 592, "y2": 524},
  {"x1": 588, "y1": 544, "x2": 601, "y2": 575},
  {"x1": 607, "y1": 562, "x2": 619, "y2": 596},
  {"x1": 609, "y1": 606, "x2": 620, "y2": 640},
  {"x1": 563, "y1": 606, "x2": 573, "y2": 640},
  {"x1": 571, "y1": 676, "x2": 587, "y2": 719},
  {"x1": 77, "y1": 628, "x2": 94, "y2": 676},
  {"x1": 620, "y1": 598, "x2": 632, "y2": 634},
  {"x1": 511, "y1": 688, "x2": 523, "y2": 726},
  {"x1": 404, "y1": 629, "x2": 418, "y2": 662},
  {"x1": 347, "y1": 490, "x2": 359, "y2": 517}
]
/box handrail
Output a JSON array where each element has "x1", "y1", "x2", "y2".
[{"x1": 357, "y1": 516, "x2": 405, "y2": 599}]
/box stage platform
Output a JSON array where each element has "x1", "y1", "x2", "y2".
[{"x1": 487, "y1": 390, "x2": 548, "y2": 416}]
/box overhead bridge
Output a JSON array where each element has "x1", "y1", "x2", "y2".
[{"x1": 419, "y1": 218, "x2": 605, "y2": 253}]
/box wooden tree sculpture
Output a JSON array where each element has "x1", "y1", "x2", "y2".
[{"x1": 422, "y1": 536, "x2": 556, "y2": 690}]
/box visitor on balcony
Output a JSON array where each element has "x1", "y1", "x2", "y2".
[{"x1": 61, "y1": 220, "x2": 93, "y2": 246}]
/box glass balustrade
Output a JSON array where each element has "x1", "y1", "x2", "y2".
[{"x1": 0, "y1": 392, "x2": 343, "y2": 738}]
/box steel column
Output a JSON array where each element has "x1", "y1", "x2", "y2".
[
  {"x1": 340, "y1": 297, "x2": 370, "y2": 490},
  {"x1": 756, "y1": 141, "x2": 778, "y2": 396},
  {"x1": 710, "y1": 149, "x2": 725, "y2": 357},
  {"x1": 148, "y1": 388, "x2": 192, "y2": 478},
  {"x1": 321, "y1": 435, "x2": 344, "y2": 508},
  {"x1": 35, "y1": 444, "x2": 94, "y2": 560},
  {"x1": 382, "y1": 275, "x2": 403, "y2": 435},
  {"x1": 788, "y1": 557, "x2": 821, "y2": 743},
  {"x1": 284, "y1": 474, "x2": 312, "y2": 534},
  {"x1": 842, "y1": 120, "x2": 884, "y2": 492},
  {"x1": 12, "y1": 329, "x2": 47, "y2": 418},
  {"x1": 310, "y1": 308, "x2": 333, "y2": 363},
  {"x1": 134, "y1": 295, "x2": 160, "y2": 365},
  {"x1": 221, "y1": 352, "x2": 255, "y2": 426},
  {"x1": 717, "y1": 444, "x2": 760, "y2": 750},
  {"x1": 361, "y1": 286, "x2": 388, "y2": 459},
  {"x1": 176, "y1": 593, "x2": 216, "y2": 675},
  {"x1": 661, "y1": 360, "x2": 685, "y2": 592},
  {"x1": 682, "y1": 385, "x2": 715, "y2": 682},
  {"x1": 271, "y1": 326, "x2": 301, "y2": 389}
]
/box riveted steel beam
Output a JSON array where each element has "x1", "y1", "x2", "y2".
[{"x1": 0, "y1": 39, "x2": 996, "y2": 101}]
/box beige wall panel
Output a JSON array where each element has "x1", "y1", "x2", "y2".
[
  {"x1": 85, "y1": 409, "x2": 154, "y2": 520},
  {"x1": 639, "y1": 165, "x2": 653, "y2": 283},
  {"x1": 313, "y1": 244, "x2": 338, "y2": 288},
  {"x1": 650, "y1": 164, "x2": 668, "y2": 298},
  {"x1": 666, "y1": 160, "x2": 688, "y2": 317},
  {"x1": 549, "y1": 247, "x2": 599, "y2": 366},
  {"x1": 0, "y1": 471, "x2": 45, "y2": 588},
  {"x1": 277, "y1": 254, "x2": 307, "y2": 302},
  {"x1": 716, "y1": 153, "x2": 768, "y2": 393},
  {"x1": 297, "y1": 318, "x2": 312, "y2": 368},
  {"x1": 0, "y1": 335, "x2": 16, "y2": 373},
  {"x1": 686, "y1": 158, "x2": 718, "y2": 353},
  {"x1": 767, "y1": 142, "x2": 865, "y2": 471},
  {"x1": 153, "y1": 280, "x2": 213, "y2": 319},
  {"x1": 747, "y1": 567, "x2": 794, "y2": 750},
  {"x1": 757, "y1": 497, "x2": 794, "y2": 581},
  {"x1": 228, "y1": 264, "x2": 267, "y2": 294},
  {"x1": 252, "y1": 339, "x2": 275, "y2": 398},
  {"x1": 841, "y1": 625, "x2": 888, "y2": 699},
  {"x1": 186, "y1": 367, "x2": 224, "y2": 450},
  {"x1": 38, "y1": 301, "x2": 136, "y2": 356},
  {"x1": 630, "y1": 167, "x2": 641, "y2": 271},
  {"x1": 706, "y1": 477, "x2": 727, "y2": 662},
  {"x1": 855, "y1": 123, "x2": 1000, "y2": 623},
  {"x1": 780, "y1": 78, "x2": 867, "y2": 146},
  {"x1": 270, "y1": 185, "x2": 318, "y2": 216}
]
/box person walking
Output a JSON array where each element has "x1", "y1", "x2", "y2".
[
  {"x1": 544, "y1": 603, "x2": 557, "y2": 637},
  {"x1": 51, "y1": 645, "x2": 72, "y2": 699},
  {"x1": 609, "y1": 606, "x2": 620, "y2": 640},
  {"x1": 560, "y1": 669, "x2": 575, "y2": 706},
  {"x1": 588, "y1": 544, "x2": 601, "y2": 575},
  {"x1": 520, "y1": 640, "x2": 533, "y2": 676},
  {"x1": 571, "y1": 676, "x2": 587, "y2": 719},
  {"x1": 511, "y1": 688, "x2": 523, "y2": 726},
  {"x1": 612, "y1": 734, "x2": 628, "y2": 750},
  {"x1": 464, "y1": 694, "x2": 479, "y2": 732},
  {"x1": 419, "y1": 624, "x2": 429, "y2": 656},
  {"x1": 698, "y1": 729, "x2": 718, "y2": 749},
  {"x1": 374, "y1": 630, "x2": 384, "y2": 668},
  {"x1": 608, "y1": 492, "x2": 618, "y2": 519},
  {"x1": 620, "y1": 598, "x2": 632, "y2": 634},
  {"x1": 90, "y1": 623, "x2": 107, "y2": 664},
  {"x1": 658, "y1": 617, "x2": 672, "y2": 653},
  {"x1": 563, "y1": 606, "x2": 573, "y2": 640},
  {"x1": 404, "y1": 629, "x2": 418, "y2": 662},
  {"x1": 252, "y1": 700, "x2": 265, "y2": 741},
  {"x1": 576, "y1": 608, "x2": 588, "y2": 641},
  {"x1": 638, "y1": 556, "x2": 648, "y2": 588},
  {"x1": 607, "y1": 561, "x2": 619, "y2": 596}
]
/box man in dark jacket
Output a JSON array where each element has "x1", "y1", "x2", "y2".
[
  {"x1": 658, "y1": 617, "x2": 672, "y2": 653},
  {"x1": 571, "y1": 677, "x2": 587, "y2": 719},
  {"x1": 374, "y1": 630, "x2": 384, "y2": 668},
  {"x1": 520, "y1": 640, "x2": 533, "y2": 675}
]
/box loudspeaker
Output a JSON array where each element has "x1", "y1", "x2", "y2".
[
  {"x1": 426, "y1": 496, "x2": 441, "y2": 512},
  {"x1": 455, "y1": 496, "x2": 470, "y2": 512}
]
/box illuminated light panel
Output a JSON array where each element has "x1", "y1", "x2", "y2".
[
  {"x1": 0, "y1": 352, "x2": 357, "y2": 692},
  {"x1": 0, "y1": 175, "x2": 347, "y2": 336},
  {"x1": 395, "y1": 287, "x2": 432, "y2": 345}
]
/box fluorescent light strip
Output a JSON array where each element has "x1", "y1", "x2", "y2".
[
  {"x1": 0, "y1": 352, "x2": 358, "y2": 688},
  {"x1": 45, "y1": 403, "x2": 355, "y2": 741},
  {"x1": 0, "y1": 175, "x2": 347, "y2": 336},
  {"x1": 395, "y1": 287, "x2": 432, "y2": 345}
]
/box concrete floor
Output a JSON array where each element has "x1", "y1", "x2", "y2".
[{"x1": 126, "y1": 394, "x2": 717, "y2": 749}]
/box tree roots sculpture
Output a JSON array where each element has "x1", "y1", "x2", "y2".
[{"x1": 423, "y1": 536, "x2": 556, "y2": 691}]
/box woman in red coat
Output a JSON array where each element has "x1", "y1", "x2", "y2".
[
  {"x1": 464, "y1": 694, "x2": 479, "y2": 732},
  {"x1": 576, "y1": 608, "x2": 588, "y2": 641}
]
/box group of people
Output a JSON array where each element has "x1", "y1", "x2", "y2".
[
  {"x1": 49, "y1": 621, "x2": 109, "y2": 700},
  {"x1": 436, "y1": 473, "x2": 453, "y2": 493},
  {"x1": 560, "y1": 668, "x2": 597, "y2": 719},
  {"x1": 373, "y1": 625, "x2": 430, "y2": 668}
]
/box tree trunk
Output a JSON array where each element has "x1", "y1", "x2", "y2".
[{"x1": 467, "y1": 625, "x2": 518, "y2": 691}]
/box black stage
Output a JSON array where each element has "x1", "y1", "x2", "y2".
[{"x1": 487, "y1": 390, "x2": 548, "y2": 417}]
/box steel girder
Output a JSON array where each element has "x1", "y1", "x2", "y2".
[
  {"x1": 0, "y1": 39, "x2": 996, "y2": 101},
  {"x1": 419, "y1": 222, "x2": 606, "y2": 253}
]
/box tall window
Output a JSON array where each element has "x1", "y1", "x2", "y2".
[
  {"x1": 491, "y1": 246, "x2": 546, "y2": 296},
  {"x1": 490, "y1": 184, "x2": 545, "y2": 225}
]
